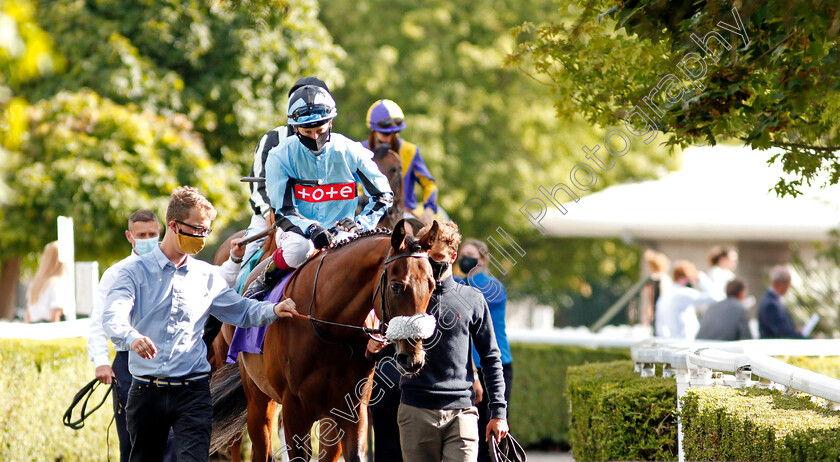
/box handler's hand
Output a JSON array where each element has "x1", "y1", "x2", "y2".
[
  {"x1": 366, "y1": 339, "x2": 386, "y2": 356},
  {"x1": 131, "y1": 337, "x2": 157, "y2": 360},
  {"x1": 486, "y1": 418, "x2": 509, "y2": 442},
  {"x1": 95, "y1": 365, "x2": 114, "y2": 384},
  {"x1": 274, "y1": 299, "x2": 299, "y2": 318},
  {"x1": 473, "y1": 377, "x2": 484, "y2": 404}
]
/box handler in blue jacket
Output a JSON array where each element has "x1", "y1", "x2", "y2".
[{"x1": 368, "y1": 221, "x2": 508, "y2": 462}]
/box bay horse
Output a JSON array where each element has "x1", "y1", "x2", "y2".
[
  {"x1": 364, "y1": 144, "x2": 416, "y2": 229},
  {"x1": 211, "y1": 220, "x2": 438, "y2": 461},
  {"x1": 208, "y1": 227, "x2": 278, "y2": 462}
]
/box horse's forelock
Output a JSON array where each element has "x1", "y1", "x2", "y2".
[{"x1": 405, "y1": 235, "x2": 422, "y2": 253}]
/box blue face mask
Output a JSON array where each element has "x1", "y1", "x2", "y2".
[{"x1": 133, "y1": 236, "x2": 159, "y2": 255}]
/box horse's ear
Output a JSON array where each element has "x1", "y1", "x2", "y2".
[
  {"x1": 418, "y1": 220, "x2": 440, "y2": 251},
  {"x1": 391, "y1": 219, "x2": 407, "y2": 250}
]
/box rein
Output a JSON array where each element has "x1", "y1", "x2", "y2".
[
  {"x1": 63, "y1": 377, "x2": 121, "y2": 461},
  {"x1": 298, "y1": 246, "x2": 428, "y2": 340}
]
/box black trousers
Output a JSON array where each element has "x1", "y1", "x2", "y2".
[
  {"x1": 477, "y1": 363, "x2": 514, "y2": 462},
  {"x1": 126, "y1": 378, "x2": 212, "y2": 462},
  {"x1": 113, "y1": 353, "x2": 177, "y2": 462},
  {"x1": 111, "y1": 352, "x2": 133, "y2": 462},
  {"x1": 370, "y1": 362, "x2": 404, "y2": 462}
]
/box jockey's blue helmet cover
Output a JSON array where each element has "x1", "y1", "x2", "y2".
[{"x1": 287, "y1": 85, "x2": 337, "y2": 128}]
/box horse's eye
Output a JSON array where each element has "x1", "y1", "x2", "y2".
[{"x1": 390, "y1": 282, "x2": 403, "y2": 292}]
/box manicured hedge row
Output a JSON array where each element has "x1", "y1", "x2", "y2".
[
  {"x1": 507, "y1": 343, "x2": 630, "y2": 448},
  {"x1": 566, "y1": 360, "x2": 678, "y2": 461},
  {"x1": 0, "y1": 337, "x2": 116, "y2": 461},
  {"x1": 682, "y1": 387, "x2": 840, "y2": 461}
]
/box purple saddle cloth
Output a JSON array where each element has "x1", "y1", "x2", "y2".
[{"x1": 226, "y1": 271, "x2": 294, "y2": 363}]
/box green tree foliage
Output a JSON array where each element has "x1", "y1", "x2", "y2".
[
  {"x1": 0, "y1": 0, "x2": 63, "y2": 204},
  {"x1": 18, "y1": 0, "x2": 344, "y2": 166},
  {"x1": 0, "y1": 89, "x2": 240, "y2": 264},
  {"x1": 511, "y1": 0, "x2": 840, "y2": 197},
  {"x1": 320, "y1": 0, "x2": 678, "y2": 313}
]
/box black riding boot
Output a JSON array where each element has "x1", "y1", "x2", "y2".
[{"x1": 242, "y1": 260, "x2": 284, "y2": 300}]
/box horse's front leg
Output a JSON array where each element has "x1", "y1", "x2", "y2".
[
  {"x1": 281, "y1": 395, "x2": 322, "y2": 461},
  {"x1": 239, "y1": 360, "x2": 275, "y2": 462},
  {"x1": 336, "y1": 402, "x2": 370, "y2": 462}
]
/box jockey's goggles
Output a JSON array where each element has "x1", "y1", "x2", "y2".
[
  {"x1": 374, "y1": 117, "x2": 404, "y2": 130},
  {"x1": 175, "y1": 220, "x2": 212, "y2": 237},
  {"x1": 289, "y1": 104, "x2": 336, "y2": 126}
]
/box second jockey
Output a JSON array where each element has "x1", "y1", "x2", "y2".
[{"x1": 244, "y1": 85, "x2": 394, "y2": 297}]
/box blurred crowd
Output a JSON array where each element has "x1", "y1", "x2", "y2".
[{"x1": 641, "y1": 246, "x2": 819, "y2": 341}]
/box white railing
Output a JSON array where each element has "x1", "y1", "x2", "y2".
[{"x1": 632, "y1": 338, "x2": 840, "y2": 462}]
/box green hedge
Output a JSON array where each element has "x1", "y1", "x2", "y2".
[
  {"x1": 567, "y1": 360, "x2": 678, "y2": 461},
  {"x1": 0, "y1": 337, "x2": 116, "y2": 461},
  {"x1": 682, "y1": 387, "x2": 840, "y2": 461},
  {"x1": 507, "y1": 343, "x2": 629, "y2": 448}
]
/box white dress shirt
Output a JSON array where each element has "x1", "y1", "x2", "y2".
[{"x1": 87, "y1": 253, "x2": 137, "y2": 367}]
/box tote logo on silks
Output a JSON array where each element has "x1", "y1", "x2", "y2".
[{"x1": 294, "y1": 182, "x2": 356, "y2": 203}]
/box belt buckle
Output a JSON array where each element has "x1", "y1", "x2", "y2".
[{"x1": 153, "y1": 377, "x2": 166, "y2": 387}]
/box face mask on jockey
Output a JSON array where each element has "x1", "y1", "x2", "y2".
[{"x1": 297, "y1": 128, "x2": 331, "y2": 153}]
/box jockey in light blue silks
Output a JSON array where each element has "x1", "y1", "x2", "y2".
[{"x1": 244, "y1": 85, "x2": 394, "y2": 297}]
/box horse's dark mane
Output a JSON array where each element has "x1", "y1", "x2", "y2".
[{"x1": 329, "y1": 227, "x2": 392, "y2": 250}]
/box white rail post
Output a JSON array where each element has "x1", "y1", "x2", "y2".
[
  {"x1": 674, "y1": 367, "x2": 690, "y2": 462},
  {"x1": 56, "y1": 216, "x2": 77, "y2": 321}
]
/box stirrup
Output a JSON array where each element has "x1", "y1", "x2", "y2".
[{"x1": 243, "y1": 261, "x2": 281, "y2": 300}]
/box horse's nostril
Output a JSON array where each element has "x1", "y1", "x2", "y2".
[{"x1": 396, "y1": 353, "x2": 409, "y2": 365}]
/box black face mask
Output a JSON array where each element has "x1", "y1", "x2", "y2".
[
  {"x1": 428, "y1": 257, "x2": 449, "y2": 282},
  {"x1": 459, "y1": 256, "x2": 479, "y2": 274},
  {"x1": 297, "y1": 129, "x2": 330, "y2": 153}
]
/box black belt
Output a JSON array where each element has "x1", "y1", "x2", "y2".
[{"x1": 132, "y1": 373, "x2": 210, "y2": 387}]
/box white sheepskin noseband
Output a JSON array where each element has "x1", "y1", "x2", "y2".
[{"x1": 385, "y1": 313, "x2": 437, "y2": 341}]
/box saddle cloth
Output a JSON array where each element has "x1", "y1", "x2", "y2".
[{"x1": 226, "y1": 270, "x2": 294, "y2": 363}]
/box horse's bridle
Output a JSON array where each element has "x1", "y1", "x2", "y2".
[
  {"x1": 371, "y1": 248, "x2": 429, "y2": 339},
  {"x1": 294, "y1": 246, "x2": 428, "y2": 341}
]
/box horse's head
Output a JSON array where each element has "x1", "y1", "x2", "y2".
[{"x1": 378, "y1": 219, "x2": 437, "y2": 374}]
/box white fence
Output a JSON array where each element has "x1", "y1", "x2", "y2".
[{"x1": 632, "y1": 338, "x2": 840, "y2": 462}]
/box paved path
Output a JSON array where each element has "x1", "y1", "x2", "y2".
[{"x1": 526, "y1": 452, "x2": 574, "y2": 461}]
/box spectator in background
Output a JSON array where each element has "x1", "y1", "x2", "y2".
[
  {"x1": 25, "y1": 241, "x2": 70, "y2": 323},
  {"x1": 640, "y1": 249, "x2": 670, "y2": 328},
  {"x1": 457, "y1": 238, "x2": 513, "y2": 462},
  {"x1": 696, "y1": 278, "x2": 753, "y2": 341},
  {"x1": 699, "y1": 246, "x2": 738, "y2": 300},
  {"x1": 758, "y1": 265, "x2": 805, "y2": 339},
  {"x1": 655, "y1": 260, "x2": 717, "y2": 340}
]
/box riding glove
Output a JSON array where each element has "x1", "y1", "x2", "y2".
[
  {"x1": 335, "y1": 218, "x2": 361, "y2": 234},
  {"x1": 308, "y1": 223, "x2": 334, "y2": 249}
]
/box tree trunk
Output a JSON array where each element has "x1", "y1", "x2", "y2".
[{"x1": 0, "y1": 256, "x2": 22, "y2": 320}]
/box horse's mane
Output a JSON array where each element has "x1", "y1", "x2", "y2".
[{"x1": 329, "y1": 227, "x2": 392, "y2": 250}]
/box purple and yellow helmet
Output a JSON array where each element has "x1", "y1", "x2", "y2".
[{"x1": 366, "y1": 99, "x2": 406, "y2": 133}]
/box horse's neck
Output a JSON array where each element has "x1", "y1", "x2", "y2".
[{"x1": 307, "y1": 236, "x2": 389, "y2": 321}]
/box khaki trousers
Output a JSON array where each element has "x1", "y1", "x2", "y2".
[{"x1": 398, "y1": 403, "x2": 480, "y2": 462}]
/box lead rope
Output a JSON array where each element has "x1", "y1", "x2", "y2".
[{"x1": 63, "y1": 377, "x2": 122, "y2": 462}]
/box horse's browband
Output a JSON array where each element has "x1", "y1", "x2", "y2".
[{"x1": 384, "y1": 252, "x2": 428, "y2": 264}]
